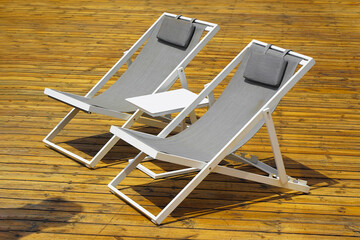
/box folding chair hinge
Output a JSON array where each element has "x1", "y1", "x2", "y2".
[
  {"x1": 177, "y1": 67, "x2": 189, "y2": 89},
  {"x1": 269, "y1": 173, "x2": 278, "y2": 179},
  {"x1": 270, "y1": 174, "x2": 308, "y2": 186},
  {"x1": 123, "y1": 50, "x2": 133, "y2": 67},
  {"x1": 204, "y1": 83, "x2": 215, "y2": 106},
  {"x1": 288, "y1": 177, "x2": 307, "y2": 186}
]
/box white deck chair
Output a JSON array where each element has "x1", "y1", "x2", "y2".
[
  {"x1": 43, "y1": 13, "x2": 219, "y2": 168},
  {"x1": 108, "y1": 40, "x2": 315, "y2": 225}
]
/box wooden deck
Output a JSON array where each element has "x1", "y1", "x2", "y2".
[{"x1": 1, "y1": 0, "x2": 359, "y2": 239}]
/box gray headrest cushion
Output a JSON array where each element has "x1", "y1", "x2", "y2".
[
  {"x1": 244, "y1": 46, "x2": 289, "y2": 88},
  {"x1": 157, "y1": 16, "x2": 195, "y2": 48}
]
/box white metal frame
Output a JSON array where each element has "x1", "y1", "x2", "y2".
[
  {"x1": 108, "y1": 40, "x2": 315, "y2": 225},
  {"x1": 43, "y1": 13, "x2": 219, "y2": 169}
]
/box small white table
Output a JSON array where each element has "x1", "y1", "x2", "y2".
[{"x1": 126, "y1": 88, "x2": 209, "y2": 117}]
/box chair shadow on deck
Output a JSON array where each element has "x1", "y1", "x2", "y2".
[
  {"x1": 63, "y1": 132, "x2": 130, "y2": 167},
  {"x1": 118, "y1": 156, "x2": 337, "y2": 225},
  {"x1": 1, "y1": 197, "x2": 83, "y2": 240},
  {"x1": 57, "y1": 126, "x2": 163, "y2": 168}
]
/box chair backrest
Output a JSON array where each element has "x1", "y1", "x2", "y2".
[
  {"x1": 159, "y1": 43, "x2": 304, "y2": 162},
  {"x1": 92, "y1": 15, "x2": 208, "y2": 112}
]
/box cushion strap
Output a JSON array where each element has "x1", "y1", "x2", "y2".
[
  {"x1": 282, "y1": 49, "x2": 291, "y2": 57},
  {"x1": 263, "y1": 44, "x2": 273, "y2": 54}
]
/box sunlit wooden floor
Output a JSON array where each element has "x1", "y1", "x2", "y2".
[{"x1": 1, "y1": 0, "x2": 359, "y2": 239}]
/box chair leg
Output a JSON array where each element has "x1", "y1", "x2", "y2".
[
  {"x1": 108, "y1": 149, "x2": 309, "y2": 224},
  {"x1": 262, "y1": 108, "x2": 287, "y2": 185},
  {"x1": 108, "y1": 154, "x2": 214, "y2": 225},
  {"x1": 87, "y1": 135, "x2": 121, "y2": 168},
  {"x1": 122, "y1": 110, "x2": 199, "y2": 179},
  {"x1": 44, "y1": 107, "x2": 192, "y2": 171},
  {"x1": 108, "y1": 152, "x2": 158, "y2": 220},
  {"x1": 229, "y1": 110, "x2": 294, "y2": 186},
  {"x1": 43, "y1": 108, "x2": 121, "y2": 168},
  {"x1": 44, "y1": 108, "x2": 79, "y2": 142},
  {"x1": 153, "y1": 162, "x2": 213, "y2": 224}
]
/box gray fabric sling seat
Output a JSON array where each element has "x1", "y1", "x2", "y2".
[
  {"x1": 46, "y1": 17, "x2": 206, "y2": 114},
  {"x1": 113, "y1": 44, "x2": 301, "y2": 162}
]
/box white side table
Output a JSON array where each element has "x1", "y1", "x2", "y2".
[{"x1": 126, "y1": 88, "x2": 209, "y2": 117}]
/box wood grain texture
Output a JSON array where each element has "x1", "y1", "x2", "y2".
[{"x1": 1, "y1": 0, "x2": 359, "y2": 239}]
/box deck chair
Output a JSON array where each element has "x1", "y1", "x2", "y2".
[
  {"x1": 107, "y1": 40, "x2": 315, "y2": 225},
  {"x1": 43, "y1": 13, "x2": 219, "y2": 168}
]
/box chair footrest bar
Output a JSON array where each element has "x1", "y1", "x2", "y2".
[
  {"x1": 43, "y1": 139, "x2": 92, "y2": 167},
  {"x1": 108, "y1": 184, "x2": 157, "y2": 221}
]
